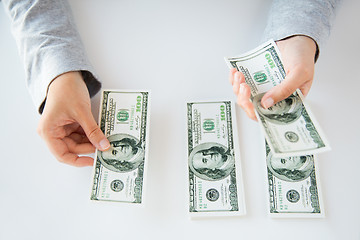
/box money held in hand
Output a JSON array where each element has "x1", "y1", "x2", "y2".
[
  {"x1": 90, "y1": 90, "x2": 150, "y2": 203},
  {"x1": 265, "y1": 141, "x2": 324, "y2": 217},
  {"x1": 187, "y1": 101, "x2": 246, "y2": 217},
  {"x1": 225, "y1": 40, "x2": 330, "y2": 158}
]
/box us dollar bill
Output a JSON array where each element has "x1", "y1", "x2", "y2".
[
  {"x1": 265, "y1": 141, "x2": 324, "y2": 217},
  {"x1": 187, "y1": 101, "x2": 246, "y2": 217},
  {"x1": 90, "y1": 90, "x2": 150, "y2": 203},
  {"x1": 225, "y1": 40, "x2": 330, "y2": 158}
]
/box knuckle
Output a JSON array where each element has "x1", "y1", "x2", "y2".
[
  {"x1": 301, "y1": 66, "x2": 314, "y2": 80},
  {"x1": 87, "y1": 127, "x2": 102, "y2": 140},
  {"x1": 56, "y1": 154, "x2": 75, "y2": 165},
  {"x1": 56, "y1": 157, "x2": 66, "y2": 164},
  {"x1": 37, "y1": 119, "x2": 48, "y2": 138},
  {"x1": 72, "y1": 102, "x2": 91, "y2": 119},
  {"x1": 237, "y1": 95, "x2": 249, "y2": 108},
  {"x1": 239, "y1": 73, "x2": 245, "y2": 83},
  {"x1": 233, "y1": 87, "x2": 239, "y2": 95},
  {"x1": 279, "y1": 85, "x2": 294, "y2": 99},
  {"x1": 36, "y1": 125, "x2": 43, "y2": 137},
  {"x1": 236, "y1": 98, "x2": 245, "y2": 108}
]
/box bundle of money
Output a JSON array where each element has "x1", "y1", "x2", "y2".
[
  {"x1": 225, "y1": 40, "x2": 327, "y2": 217},
  {"x1": 225, "y1": 40, "x2": 330, "y2": 158},
  {"x1": 90, "y1": 90, "x2": 150, "y2": 204},
  {"x1": 88, "y1": 40, "x2": 327, "y2": 219},
  {"x1": 186, "y1": 101, "x2": 246, "y2": 217}
]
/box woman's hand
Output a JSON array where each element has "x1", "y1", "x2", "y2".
[
  {"x1": 229, "y1": 36, "x2": 317, "y2": 121},
  {"x1": 37, "y1": 71, "x2": 110, "y2": 166}
]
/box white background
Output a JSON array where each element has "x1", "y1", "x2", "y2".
[{"x1": 0, "y1": 1, "x2": 359, "y2": 239}]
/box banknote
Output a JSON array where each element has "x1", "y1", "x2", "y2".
[
  {"x1": 187, "y1": 101, "x2": 246, "y2": 217},
  {"x1": 90, "y1": 90, "x2": 150, "y2": 203},
  {"x1": 225, "y1": 40, "x2": 330, "y2": 158},
  {"x1": 265, "y1": 141, "x2": 324, "y2": 217}
]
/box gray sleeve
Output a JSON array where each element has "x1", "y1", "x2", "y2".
[
  {"x1": 262, "y1": 0, "x2": 342, "y2": 60},
  {"x1": 2, "y1": 0, "x2": 101, "y2": 113}
]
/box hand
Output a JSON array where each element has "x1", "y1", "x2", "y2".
[
  {"x1": 229, "y1": 35, "x2": 317, "y2": 121},
  {"x1": 37, "y1": 71, "x2": 110, "y2": 167}
]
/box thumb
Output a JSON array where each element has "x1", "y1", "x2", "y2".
[
  {"x1": 261, "y1": 71, "x2": 301, "y2": 109},
  {"x1": 77, "y1": 110, "x2": 110, "y2": 151}
]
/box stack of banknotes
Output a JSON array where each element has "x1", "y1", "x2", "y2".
[
  {"x1": 90, "y1": 40, "x2": 330, "y2": 218},
  {"x1": 186, "y1": 100, "x2": 246, "y2": 217}
]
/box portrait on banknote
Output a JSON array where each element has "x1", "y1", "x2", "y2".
[
  {"x1": 266, "y1": 153, "x2": 314, "y2": 182},
  {"x1": 98, "y1": 133, "x2": 145, "y2": 172},
  {"x1": 254, "y1": 93, "x2": 303, "y2": 124},
  {"x1": 189, "y1": 142, "x2": 235, "y2": 181}
]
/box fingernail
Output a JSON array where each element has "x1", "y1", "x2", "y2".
[
  {"x1": 262, "y1": 98, "x2": 274, "y2": 109},
  {"x1": 239, "y1": 84, "x2": 245, "y2": 94},
  {"x1": 99, "y1": 139, "x2": 110, "y2": 151}
]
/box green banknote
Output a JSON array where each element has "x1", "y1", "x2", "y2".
[
  {"x1": 265, "y1": 141, "x2": 324, "y2": 217},
  {"x1": 225, "y1": 40, "x2": 330, "y2": 158},
  {"x1": 187, "y1": 101, "x2": 246, "y2": 217},
  {"x1": 90, "y1": 90, "x2": 150, "y2": 203}
]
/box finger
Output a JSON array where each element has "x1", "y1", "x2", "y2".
[
  {"x1": 229, "y1": 68, "x2": 237, "y2": 85},
  {"x1": 232, "y1": 71, "x2": 243, "y2": 94},
  {"x1": 63, "y1": 123, "x2": 81, "y2": 136},
  {"x1": 238, "y1": 71, "x2": 246, "y2": 85},
  {"x1": 236, "y1": 83, "x2": 257, "y2": 121},
  {"x1": 60, "y1": 154, "x2": 94, "y2": 167},
  {"x1": 63, "y1": 137, "x2": 95, "y2": 154},
  {"x1": 261, "y1": 69, "x2": 310, "y2": 109},
  {"x1": 74, "y1": 126, "x2": 86, "y2": 135},
  {"x1": 67, "y1": 132, "x2": 92, "y2": 144},
  {"x1": 70, "y1": 156, "x2": 94, "y2": 167},
  {"x1": 76, "y1": 110, "x2": 110, "y2": 151},
  {"x1": 299, "y1": 82, "x2": 313, "y2": 97},
  {"x1": 46, "y1": 137, "x2": 93, "y2": 167},
  {"x1": 64, "y1": 123, "x2": 87, "y2": 137},
  {"x1": 236, "y1": 83, "x2": 251, "y2": 108}
]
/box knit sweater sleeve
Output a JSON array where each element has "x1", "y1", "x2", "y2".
[
  {"x1": 2, "y1": 0, "x2": 101, "y2": 113},
  {"x1": 262, "y1": 0, "x2": 341, "y2": 60}
]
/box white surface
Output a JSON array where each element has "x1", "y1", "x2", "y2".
[{"x1": 0, "y1": 1, "x2": 359, "y2": 239}]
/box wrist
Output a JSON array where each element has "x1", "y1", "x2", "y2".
[
  {"x1": 40, "y1": 71, "x2": 87, "y2": 114},
  {"x1": 276, "y1": 35, "x2": 317, "y2": 62}
]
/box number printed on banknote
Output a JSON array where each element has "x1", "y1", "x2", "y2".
[
  {"x1": 90, "y1": 90, "x2": 150, "y2": 203},
  {"x1": 225, "y1": 40, "x2": 330, "y2": 158},
  {"x1": 265, "y1": 141, "x2": 324, "y2": 217},
  {"x1": 187, "y1": 101, "x2": 246, "y2": 217}
]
